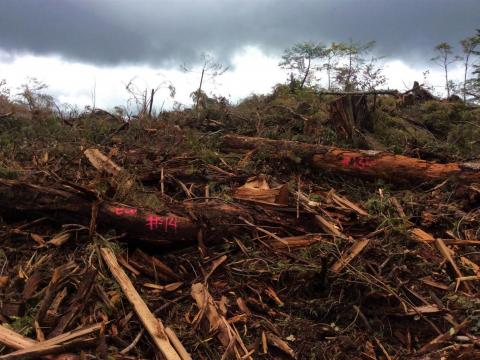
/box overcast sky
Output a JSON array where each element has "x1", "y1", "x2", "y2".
[{"x1": 0, "y1": 0, "x2": 478, "y2": 111}]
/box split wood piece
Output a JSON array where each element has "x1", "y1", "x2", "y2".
[
  {"x1": 84, "y1": 148, "x2": 123, "y2": 177},
  {"x1": 165, "y1": 327, "x2": 192, "y2": 360},
  {"x1": 238, "y1": 148, "x2": 257, "y2": 168},
  {"x1": 84, "y1": 148, "x2": 133, "y2": 192},
  {"x1": 0, "y1": 324, "x2": 36, "y2": 350},
  {"x1": 418, "y1": 318, "x2": 470, "y2": 354},
  {"x1": 0, "y1": 179, "x2": 250, "y2": 248},
  {"x1": 402, "y1": 304, "x2": 443, "y2": 316},
  {"x1": 48, "y1": 269, "x2": 97, "y2": 338},
  {"x1": 133, "y1": 249, "x2": 183, "y2": 282},
  {"x1": 22, "y1": 272, "x2": 45, "y2": 301},
  {"x1": 222, "y1": 135, "x2": 480, "y2": 183},
  {"x1": 328, "y1": 190, "x2": 369, "y2": 216},
  {"x1": 271, "y1": 234, "x2": 324, "y2": 249},
  {"x1": 36, "y1": 261, "x2": 76, "y2": 326},
  {"x1": 1, "y1": 338, "x2": 97, "y2": 360},
  {"x1": 330, "y1": 239, "x2": 370, "y2": 273},
  {"x1": 460, "y1": 257, "x2": 480, "y2": 275},
  {"x1": 435, "y1": 238, "x2": 473, "y2": 293},
  {"x1": 410, "y1": 228, "x2": 480, "y2": 245},
  {"x1": 456, "y1": 276, "x2": 480, "y2": 292},
  {"x1": 191, "y1": 283, "x2": 251, "y2": 359},
  {"x1": 389, "y1": 197, "x2": 411, "y2": 226},
  {"x1": 100, "y1": 247, "x2": 186, "y2": 360},
  {"x1": 314, "y1": 215, "x2": 345, "y2": 238},
  {"x1": 265, "y1": 333, "x2": 297, "y2": 359},
  {"x1": 420, "y1": 277, "x2": 449, "y2": 291},
  {"x1": 0, "y1": 323, "x2": 102, "y2": 360},
  {"x1": 233, "y1": 175, "x2": 286, "y2": 205},
  {"x1": 117, "y1": 255, "x2": 141, "y2": 276},
  {"x1": 410, "y1": 228, "x2": 435, "y2": 243}
]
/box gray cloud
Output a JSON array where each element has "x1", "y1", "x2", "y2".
[{"x1": 0, "y1": 0, "x2": 478, "y2": 67}]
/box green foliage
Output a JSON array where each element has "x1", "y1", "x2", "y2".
[
  {"x1": 431, "y1": 42, "x2": 462, "y2": 97},
  {"x1": 333, "y1": 40, "x2": 385, "y2": 91},
  {"x1": 419, "y1": 101, "x2": 480, "y2": 157},
  {"x1": 279, "y1": 41, "x2": 326, "y2": 89},
  {"x1": 185, "y1": 130, "x2": 222, "y2": 164},
  {"x1": 16, "y1": 77, "x2": 55, "y2": 111},
  {"x1": 6, "y1": 314, "x2": 35, "y2": 337},
  {"x1": 279, "y1": 40, "x2": 386, "y2": 91}
]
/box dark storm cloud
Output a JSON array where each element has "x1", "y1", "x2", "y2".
[{"x1": 0, "y1": 0, "x2": 478, "y2": 66}]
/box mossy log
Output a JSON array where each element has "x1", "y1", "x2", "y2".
[{"x1": 222, "y1": 135, "x2": 480, "y2": 183}]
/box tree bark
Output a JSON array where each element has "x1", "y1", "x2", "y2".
[
  {"x1": 0, "y1": 179, "x2": 250, "y2": 248},
  {"x1": 222, "y1": 135, "x2": 480, "y2": 183}
]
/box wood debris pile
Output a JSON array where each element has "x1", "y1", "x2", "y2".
[{"x1": 1, "y1": 102, "x2": 480, "y2": 359}]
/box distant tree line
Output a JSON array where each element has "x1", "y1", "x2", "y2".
[
  {"x1": 431, "y1": 29, "x2": 480, "y2": 102},
  {"x1": 279, "y1": 40, "x2": 385, "y2": 92},
  {"x1": 280, "y1": 29, "x2": 480, "y2": 103}
]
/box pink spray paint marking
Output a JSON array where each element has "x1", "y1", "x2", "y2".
[
  {"x1": 114, "y1": 207, "x2": 177, "y2": 233},
  {"x1": 145, "y1": 214, "x2": 177, "y2": 232},
  {"x1": 114, "y1": 207, "x2": 138, "y2": 216},
  {"x1": 341, "y1": 154, "x2": 376, "y2": 169}
]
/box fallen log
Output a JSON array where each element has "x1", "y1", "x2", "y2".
[
  {"x1": 0, "y1": 179, "x2": 250, "y2": 248},
  {"x1": 222, "y1": 135, "x2": 480, "y2": 183}
]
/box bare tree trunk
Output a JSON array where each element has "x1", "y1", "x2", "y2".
[
  {"x1": 327, "y1": 63, "x2": 331, "y2": 90},
  {"x1": 300, "y1": 56, "x2": 311, "y2": 89},
  {"x1": 148, "y1": 88, "x2": 155, "y2": 118},
  {"x1": 463, "y1": 54, "x2": 470, "y2": 103},
  {"x1": 444, "y1": 56, "x2": 450, "y2": 98},
  {"x1": 195, "y1": 67, "x2": 205, "y2": 111},
  {"x1": 346, "y1": 50, "x2": 353, "y2": 91}
]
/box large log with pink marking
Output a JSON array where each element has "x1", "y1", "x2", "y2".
[
  {"x1": 0, "y1": 179, "x2": 250, "y2": 248},
  {"x1": 222, "y1": 135, "x2": 480, "y2": 183}
]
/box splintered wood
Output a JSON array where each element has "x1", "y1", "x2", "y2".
[
  {"x1": 100, "y1": 247, "x2": 189, "y2": 360},
  {"x1": 0, "y1": 325, "x2": 36, "y2": 350},
  {"x1": 0, "y1": 323, "x2": 102, "y2": 359},
  {"x1": 84, "y1": 148, "x2": 123, "y2": 177},
  {"x1": 331, "y1": 239, "x2": 370, "y2": 273},
  {"x1": 191, "y1": 283, "x2": 251, "y2": 359}
]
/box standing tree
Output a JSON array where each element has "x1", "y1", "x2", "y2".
[
  {"x1": 334, "y1": 40, "x2": 377, "y2": 91},
  {"x1": 471, "y1": 60, "x2": 480, "y2": 102},
  {"x1": 322, "y1": 42, "x2": 345, "y2": 90},
  {"x1": 0, "y1": 79, "x2": 10, "y2": 102},
  {"x1": 17, "y1": 77, "x2": 55, "y2": 111},
  {"x1": 460, "y1": 35, "x2": 480, "y2": 102},
  {"x1": 125, "y1": 76, "x2": 175, "y2": 118},
  {"x1": 431, "y1": 42, "x2": 461, "y2": 98},
  {"x1": 359, "y1": 57, "x2": 387, "y2": 90},
  {"x1": 181, "y1": 53, "x2": 228, "y2": 111},
  {"x1": 279, "y1": 42, "x2": 326, "y2": 89}
]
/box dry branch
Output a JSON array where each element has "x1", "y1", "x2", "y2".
[
  {"x1": 100, "y1": 247, "x2": 186, "y2": 360},
  {"x1": 0, "y1": 323, "x2": 102, "y2": 359},
  {"x1": 330, "y1": 239, "x2": 370, "y2": 273}
]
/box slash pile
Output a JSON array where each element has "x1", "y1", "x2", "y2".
[{"x1": 1, "y1": 91, "x2": 480, "y2": 359}]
